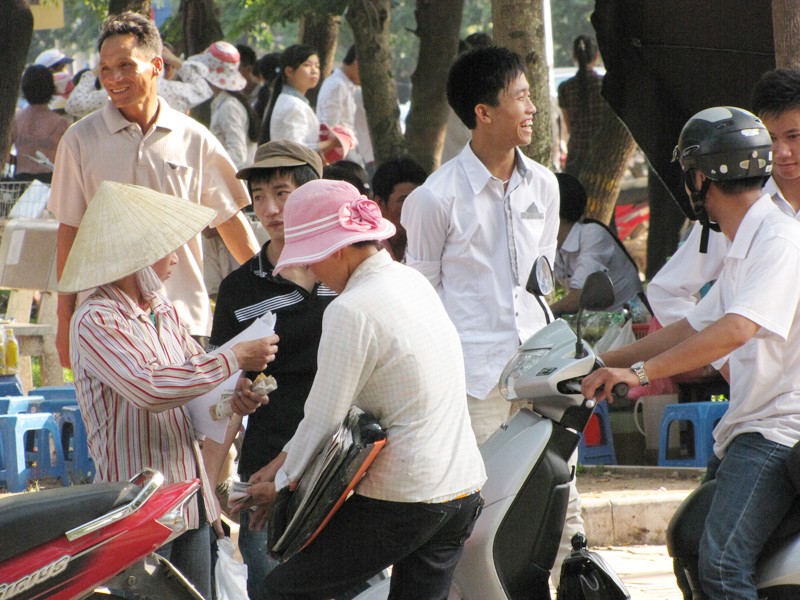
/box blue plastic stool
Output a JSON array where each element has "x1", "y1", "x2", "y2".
[
  {"x1": 59, "y1": 406, "x2": 94, "y2": 484},
  {"x1": 31, "y1": 385, "x2": 77, "y2": 401},
  {"x1": 0, "y1": 413, "x2": 69, "y2": 492},
  {"x1": 29, "y1": 386, "x2": 78, "y2": 415},
  {"x1": 0, "y1": 396, "x2": 34, "y2": 415},
  {"x1": 578, "y1": 400, "x2": 617, "y2": 465},
  {"x1": 0, "y1": 375, "x2": 24, "y2": 397},
  {"x1": 657, "y1": 401, "x2": 729, "y2": 467}
]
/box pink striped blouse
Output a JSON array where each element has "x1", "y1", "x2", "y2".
[{"x1": 70, "y1": 283, "x2": 239, "y2": 528}]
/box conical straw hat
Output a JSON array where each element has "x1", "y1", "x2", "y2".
[{"x1": 58, "y1": 181, "x2": 216, "y2": 293}]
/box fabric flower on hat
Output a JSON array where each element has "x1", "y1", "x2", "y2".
[{"x1": 338, "y1": 198, "x2": 383, "y2": 232}]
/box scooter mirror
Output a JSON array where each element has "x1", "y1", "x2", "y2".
[
  {"x1": 579, "y1": 271, "x2": 615, "y2": 311},
  {"x1": 526, "y1": 256, "x2": 555, "y2": 297}
]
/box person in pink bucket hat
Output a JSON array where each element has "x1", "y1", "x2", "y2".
[{"x1": 236, "y1": 178, "x2": 486, "y2": 599}]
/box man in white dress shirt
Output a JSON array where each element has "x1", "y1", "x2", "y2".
[{"x1": 401, "y1": 45, "x2": 560, "y2": 446}]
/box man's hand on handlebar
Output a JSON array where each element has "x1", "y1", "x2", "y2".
[{"x1": 581, "y1": 367, "x2": 639, "y2": 403}]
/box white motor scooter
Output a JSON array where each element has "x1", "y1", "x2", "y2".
[{"x1": 355, "y1": 259, "x2": 630, "y2": 599}]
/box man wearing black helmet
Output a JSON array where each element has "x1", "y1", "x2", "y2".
[
  {"x1": 649, "y1": 68, "x2": 800, "y2": 326},
  {"x1": 582, "y1": 106, "x2": 800, "y2": 600}
]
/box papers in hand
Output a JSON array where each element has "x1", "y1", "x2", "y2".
[
  {"x1": 187, "y1": 311, "x2": 276, "y2": 443},
  {"x1": 268, "y1": 406, "x2": 387, "y2": 562},
  {"x1": 227, "y1": 481, "x2": 252, "y2": 507}
]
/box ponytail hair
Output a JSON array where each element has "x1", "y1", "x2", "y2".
[
  {"x1": 259, "y1": 44, "x2": 318, "y2": 143},
  {"x1": 573, "y1": 35, "x2": 599, "y2": 79}
]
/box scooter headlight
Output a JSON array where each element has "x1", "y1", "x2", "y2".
[{"x1": 499, "y1": 348, "x2": 549, "y2": 401}]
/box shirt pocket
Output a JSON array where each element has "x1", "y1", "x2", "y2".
[{"x1": 160, "y1": 159, "x2": 197, "y2": 202}]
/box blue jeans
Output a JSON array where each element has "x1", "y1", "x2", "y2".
[
  {"x1": 699, "y1": 433, "x2": 797, "y2": 599},
  {"x1": 239, "y1": 508, "x2": 281, "y2": 597},
  {"x1": 156, "y1": 520, "x2": 212, "y2": 599},
  {"x1": 261, "y1": 492, "x2": 483, "y2": 600}
]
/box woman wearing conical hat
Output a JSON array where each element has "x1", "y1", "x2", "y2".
[{"x1": 60, "y1": 180, "x2": 278, "y2": 597}]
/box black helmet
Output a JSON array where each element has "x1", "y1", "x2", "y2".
[
  {"x1": 673, "y1": 106, "x2": 772, "y2": 181},
  {"x1": 673, "y1": 107, "x2": 772, "y2": 253}
]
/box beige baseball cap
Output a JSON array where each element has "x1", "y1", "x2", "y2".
[{"x1": 236, "y1": 139, "x2": 324, "y2": 180}]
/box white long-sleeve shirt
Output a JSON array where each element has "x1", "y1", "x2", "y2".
[
  {"x1": 209, "y1": 91, "x2": 255, "y2": 170},
  {"x1": 277, "y1": 251, "x2": 486, "y2": 502},
  {"x1": 402, "y1": 144, "x2": 559, "y2": 400},
  {"x1": 316, "y1": 68, "x2": 358, "y2": 133},
  {"x1": 270, "y1": 90, "x2": 319, "y2": 149}
]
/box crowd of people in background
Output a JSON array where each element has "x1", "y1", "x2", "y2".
[{"x1": 12, "y1": 9, "x2": 755, "y2": 599}]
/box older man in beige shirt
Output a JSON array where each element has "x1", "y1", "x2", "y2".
[{"x1": 49, "y1": 11, "x2": 259, "y2": 366}]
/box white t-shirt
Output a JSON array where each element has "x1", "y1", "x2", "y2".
[{"x1": 686, "y1": 195, "x2": 800, "y2": 456}]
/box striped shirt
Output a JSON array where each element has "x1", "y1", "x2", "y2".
[{"x1": 70, "y1": 283, "x2": 239, "y2": 527}]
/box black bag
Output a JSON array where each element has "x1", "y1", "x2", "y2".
[
  {"x1": 557, "y1": 533, "x2": 630, "y2": 600},
  {"x1": 267, "y1": 407, "x2": 387, "y2": 562}
]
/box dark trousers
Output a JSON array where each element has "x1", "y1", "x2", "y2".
[
  {"x1": 261, "y1": 492, "x2": 483, "y2": 600},
  {"x1": 156, "y1": 500, "x2": 213, "y2": 599}
]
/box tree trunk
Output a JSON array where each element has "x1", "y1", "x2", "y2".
[
  {"x1": 491, "y1": 0, "x2": 551, "y2": 166},
  {"x1": 108, "y1": 0, "x2": 150, "y2": 16},
  {"x1": 0, "y1": 1, "x2": 33, "y2": 166},
  {"x1": 772, "y1": 0, "x2": 800, "y2": 68},
  {"x1": 579, "y1": 105, "x2": 636, "y2": 224},
  {"x1": 179, "y1": 0, "x2": 223, "y2": 127},
  {"x1": 404, "y1": 0, "x2": 464, "y2": 173},
  {"x1": 301, "y1": 13, "x2": 340, "y2": 107},
  {"x1": 180, "y1": 0, "x2": 223, "y2": 56},
  {"x1": 346, "y1": 0, "x2": 406, "y2": 165}
]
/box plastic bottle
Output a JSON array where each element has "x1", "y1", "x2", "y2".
[
  {"x1": 5, "y1": 328, "x2": 19, "y2": 375},
  {"x1": 0, "y1": 328, "x2": 6, "y2": 376}
]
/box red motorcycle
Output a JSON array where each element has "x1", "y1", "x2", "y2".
[{"x1": 0, "y1": 469, "x2": 204, "y2": 600}]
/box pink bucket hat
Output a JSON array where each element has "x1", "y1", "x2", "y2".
[
  {"x1": 191, "y1": 41, "x2": 247, "y2": 91},
  {"x1": 319, "y1": 123, "x2": 356, "y2": 165},
  {"x1": 274, "y1": 180, "x2": 396, "y2": 274}
]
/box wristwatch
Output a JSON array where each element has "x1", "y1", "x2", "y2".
[{"x1": 630, "y1": 361, "x2": 650, "y2": 386}]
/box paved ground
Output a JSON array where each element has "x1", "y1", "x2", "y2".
[{"x1": 593, "y1": 545, "x2": 682, "y2": 599}]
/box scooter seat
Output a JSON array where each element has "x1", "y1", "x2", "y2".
[
  {"x1": 667, "y1": 480, "x2": 800, "y2": 561},
  {"x1": 0, "y1": 481, "x2": 138, "y2": 563}
]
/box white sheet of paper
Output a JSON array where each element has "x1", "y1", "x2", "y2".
[{"x1": 187, "y1": 311, "x2": 276, "y2": 443}]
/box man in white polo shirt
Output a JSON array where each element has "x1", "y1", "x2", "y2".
[
  {"x1": 49, "y1": 11, "x2": 259, "y2": 366},
  {"x1": 583, "y1": 106, "x2": 800, "y2": 599}
]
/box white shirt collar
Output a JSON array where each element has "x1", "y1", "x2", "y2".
[
  {"x1": 764, "y1": 176, "x2": 800, "y2": 218},
  {"x1": 458, "y1": 144, "x2": 532, "y2": 196},
  {"x1": 728, "y1": 193, "x2": 777, "y2": 260}
]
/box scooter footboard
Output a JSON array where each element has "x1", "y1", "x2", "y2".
[{"x1": 493, "y1": 446, "x2": 570, "y2": 598}]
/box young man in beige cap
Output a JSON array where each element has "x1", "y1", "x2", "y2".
[
  {"x1": 49, "y1": 11, "x2": 260, "y2": 368},
  {"x1": 61, "y1": 181, "x2": 277, "y2": 599},
  {"x1": 236, "y1": 179, "x2": 486, "y2": 600},
  {"x1": 205, "y1": 139, "x2": 335, "y2": 597}
]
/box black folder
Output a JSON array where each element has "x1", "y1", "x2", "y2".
[{"x1": 268, "y1": 406, "x2": 387, "y2": 562}]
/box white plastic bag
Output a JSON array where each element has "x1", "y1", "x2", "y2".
[
  {"x1": 215, "y1": 537, "x2": 249, "y2": 600},
  {"x1": 593, "y1": 318, "x2": 635, "y2": 355}
]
